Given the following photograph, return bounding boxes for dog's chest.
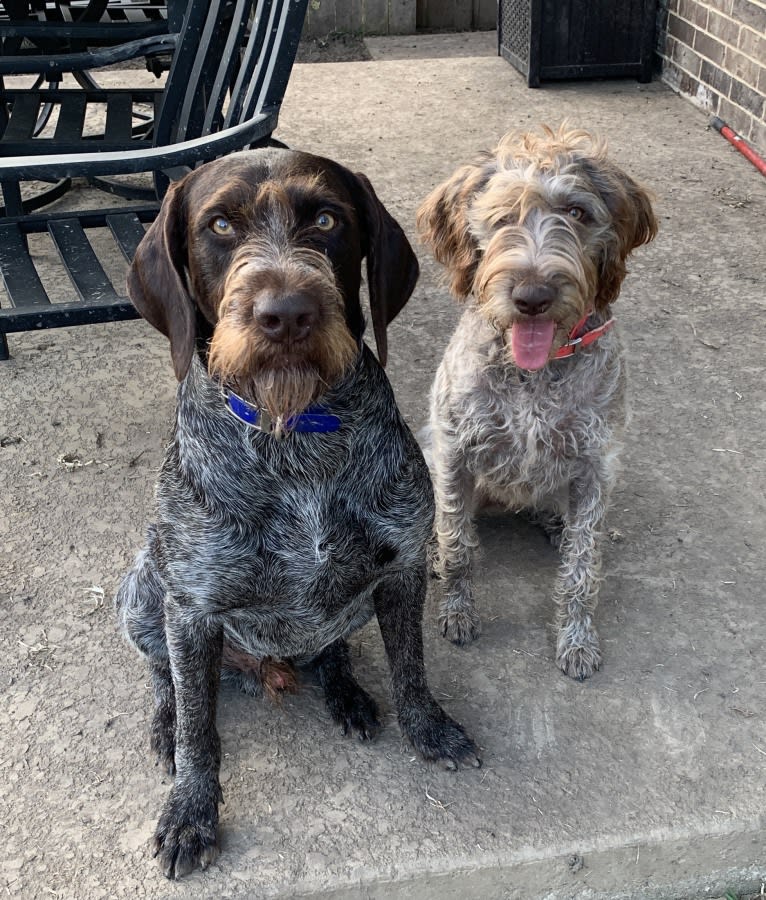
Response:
[462,359,624,492]
[158,426,432,656]
[247,478,418,599]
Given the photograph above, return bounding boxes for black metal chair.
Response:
[0,0,176,213]
[0,0,172,60]
[0,0,308,358]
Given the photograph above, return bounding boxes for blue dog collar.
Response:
[225,390,341,437]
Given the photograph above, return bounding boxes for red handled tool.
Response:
[710,116,766,177]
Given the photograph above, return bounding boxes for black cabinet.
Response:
[498,0,657,87]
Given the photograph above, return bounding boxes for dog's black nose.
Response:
[511,283,555,316]
[256,294,318,343]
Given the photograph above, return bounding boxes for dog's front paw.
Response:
[153,782,222,879]
[150,708,176,776]
[556,627,601,680]
[403,706,482,771]
[439,605,481,646]
[325,681,381,741]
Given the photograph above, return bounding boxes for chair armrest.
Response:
[0,110,280,180]
[0,33,177,75]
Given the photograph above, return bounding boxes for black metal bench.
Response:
[0,0,308,358]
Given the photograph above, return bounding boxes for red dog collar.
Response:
[553,313,615,359]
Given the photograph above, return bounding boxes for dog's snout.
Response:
[511,283,555,316]
[255,293,318,343]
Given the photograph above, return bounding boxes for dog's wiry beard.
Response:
[208,313,358,425]
[238,365,324,422]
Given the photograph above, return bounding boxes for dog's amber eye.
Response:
[210,216,233,236]
[315,211,336,232]
[567,207,585,221]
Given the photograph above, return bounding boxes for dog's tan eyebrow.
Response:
[279,173,355,218]
[195,177,262,221]
[292,188,355,220]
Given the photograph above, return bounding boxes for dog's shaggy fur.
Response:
[417,125,657,679]
[115,148,480,879]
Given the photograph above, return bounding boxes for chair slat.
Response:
[106,212,147,262]
[227,0,273,126]
[1,92,41,142]
[54,92,88,141]
[104,92,134,143]
[0,88,157,153]
[204,0,252,134]
[48,218,120,303]
[0,223,50,307]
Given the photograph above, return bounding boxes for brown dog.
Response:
[116,148,480,879]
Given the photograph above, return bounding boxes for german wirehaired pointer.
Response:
[115,148,480,879]
[417,126,657,680]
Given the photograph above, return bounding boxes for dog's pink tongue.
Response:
[510,319,556,371]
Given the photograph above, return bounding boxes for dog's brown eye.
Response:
[210,216,233,236]
[315,212,336,232]
[567,207,585,221]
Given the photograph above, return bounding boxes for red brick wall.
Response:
[657,0,766,154]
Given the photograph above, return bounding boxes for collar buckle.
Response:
[553,314,615,360]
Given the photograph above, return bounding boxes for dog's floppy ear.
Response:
[416,153,494,301]
[587,161,658,309]
[127,177,196,381]
[353,172,419,367]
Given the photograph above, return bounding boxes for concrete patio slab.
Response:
[1,36,765,900]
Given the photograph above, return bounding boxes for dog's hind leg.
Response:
[114,528,176,773]
[526,507,565,549]
[554,460,612,680]
[375,567,481,769]
[310,639,380,741]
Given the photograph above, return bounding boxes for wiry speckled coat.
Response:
[114,148,479,881]
[133,348,434,662]
[427,307,625,664]
[417,126,657,679]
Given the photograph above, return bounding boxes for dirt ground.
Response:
[296,31,371,63]
[2,33,766,900]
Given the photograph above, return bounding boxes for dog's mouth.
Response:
[479,272,584,372]
[507,318,557,371]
